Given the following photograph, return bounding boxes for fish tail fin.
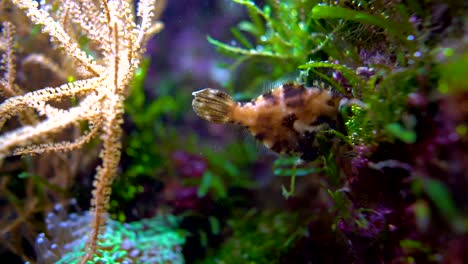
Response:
[192,88,236,124]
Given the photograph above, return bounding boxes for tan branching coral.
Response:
[0,0,165,261]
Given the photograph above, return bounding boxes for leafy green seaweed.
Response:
[310,5,413,41]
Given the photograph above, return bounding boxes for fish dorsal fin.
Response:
[260,71,302,94]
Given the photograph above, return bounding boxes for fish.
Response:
[192,82,355,161]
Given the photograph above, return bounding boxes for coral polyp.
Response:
[32,204,185,264]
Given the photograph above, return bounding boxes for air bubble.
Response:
[130,249,140,257]
[53,203,63,212]
[36,233,46,244]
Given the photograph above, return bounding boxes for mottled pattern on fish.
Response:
[192,82,348,161]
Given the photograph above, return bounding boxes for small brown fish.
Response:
[192,82,353,161]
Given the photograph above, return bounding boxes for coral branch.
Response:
[1,0,166,261]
